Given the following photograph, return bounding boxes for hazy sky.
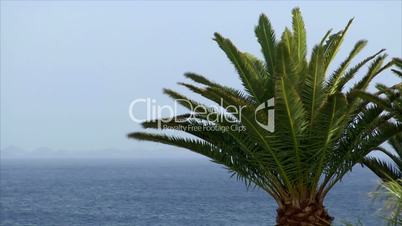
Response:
[1,1,401,156]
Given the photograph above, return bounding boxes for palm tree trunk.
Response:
[276,201,333,226]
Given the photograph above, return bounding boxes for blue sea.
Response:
[0,159,384,226]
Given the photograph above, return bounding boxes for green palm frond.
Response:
[363,156,401,181]
[213,33,267,103]
[291,8,307,63]
[322,19,353,73]
[254,13,276,77]
[355,61,402,183]
[326,40,367,95]
[335,49,386,94]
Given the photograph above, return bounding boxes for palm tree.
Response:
[129,8,402,225]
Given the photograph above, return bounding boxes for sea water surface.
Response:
[0,159,383,226]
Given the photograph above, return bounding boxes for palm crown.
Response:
[129,8,402,225]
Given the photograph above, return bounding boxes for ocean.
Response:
[0,159,383,226]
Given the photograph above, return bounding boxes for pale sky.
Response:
[1,1,401,157]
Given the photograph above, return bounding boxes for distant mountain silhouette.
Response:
[0,146,202,159]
